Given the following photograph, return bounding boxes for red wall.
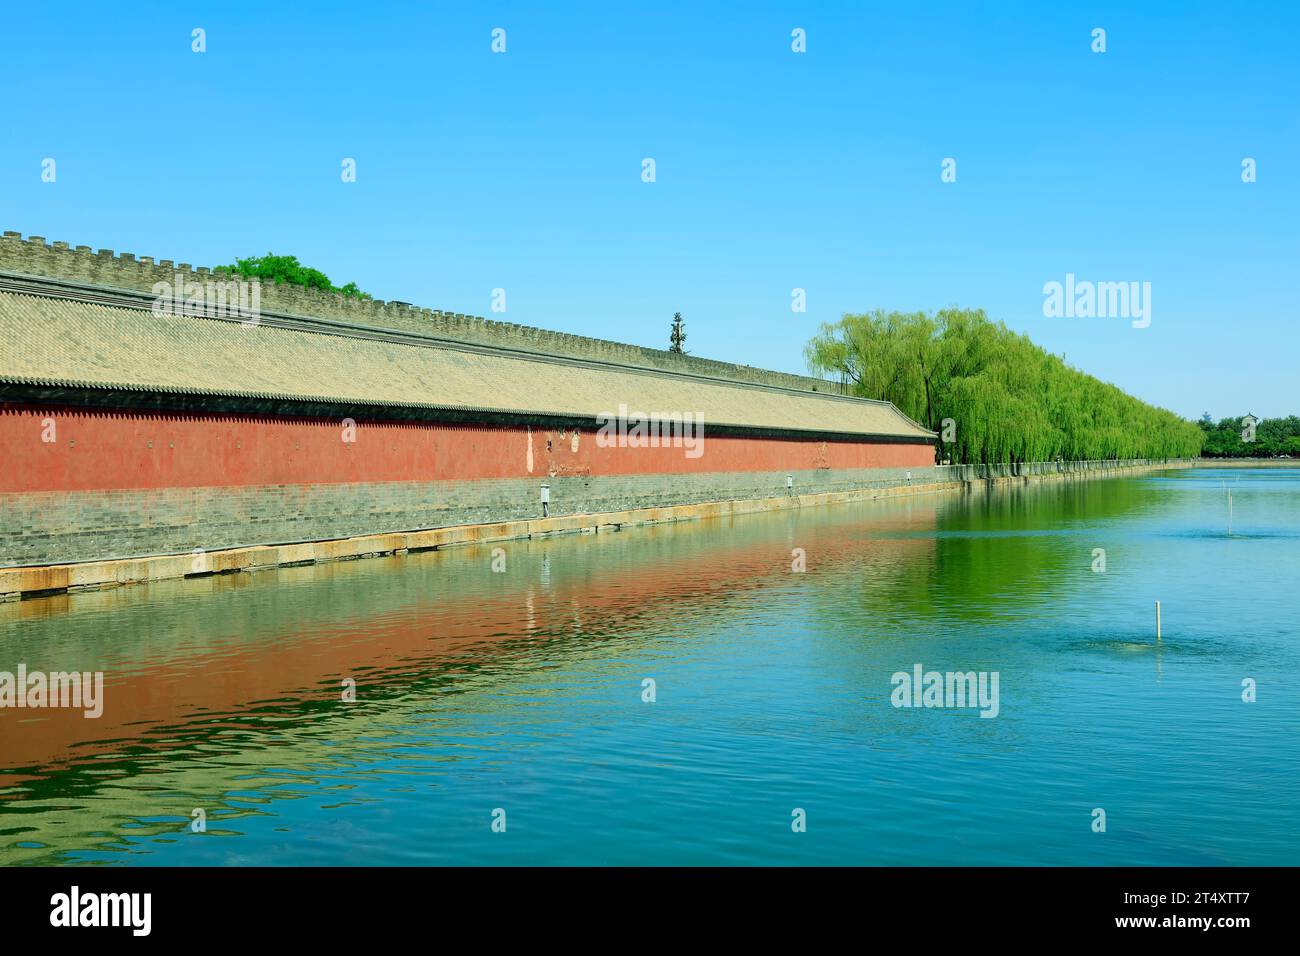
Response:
[0,403,934,493]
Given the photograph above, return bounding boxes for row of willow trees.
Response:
[804,308,1204,464]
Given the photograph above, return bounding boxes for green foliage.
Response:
[1198,414,1300,458]
[804,308,1204,464]
[219,254,372,300]
[669,312,687,354]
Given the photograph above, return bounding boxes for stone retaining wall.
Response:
[1,458,1195,600]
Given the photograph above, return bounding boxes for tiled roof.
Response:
[0,280,934,440]
[0,231,836,393]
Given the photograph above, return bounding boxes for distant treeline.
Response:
[805,308,1205,464]
[1199,415,1300,458]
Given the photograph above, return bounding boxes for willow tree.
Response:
[804,308,1203,464]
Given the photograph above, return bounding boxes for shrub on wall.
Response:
[219,254,371,300]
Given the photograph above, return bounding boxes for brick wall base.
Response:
[0,459,1192,597]
[1,464,936,567]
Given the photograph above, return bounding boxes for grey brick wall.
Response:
[0,459,1174,567]
[0,467,890,566]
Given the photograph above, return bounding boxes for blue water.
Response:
[1,467,1297,865]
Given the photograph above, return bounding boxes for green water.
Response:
[1,467,1297,865]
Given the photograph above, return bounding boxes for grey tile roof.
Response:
[0,232,840,393]
[0,283,934,440]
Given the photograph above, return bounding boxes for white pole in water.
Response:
[1228,489,1233,536]
[1155,600,1162,642]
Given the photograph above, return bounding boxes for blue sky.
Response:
[2,1,1295,418]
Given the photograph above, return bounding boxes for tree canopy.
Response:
[669,312,687,354]
[1199,414,1300,458]
[804,307,1204,464]
[219,254,371,300]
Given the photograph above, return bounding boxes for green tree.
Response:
[219,254,372,300]
[805,308,1204,464]
[669,312,687,354]
[1199,413,1300,458]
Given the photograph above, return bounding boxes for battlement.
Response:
[0,231,839,394]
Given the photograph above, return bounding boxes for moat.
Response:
[1,467,1297,865]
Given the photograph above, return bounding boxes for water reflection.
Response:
[2,469,1298,866]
